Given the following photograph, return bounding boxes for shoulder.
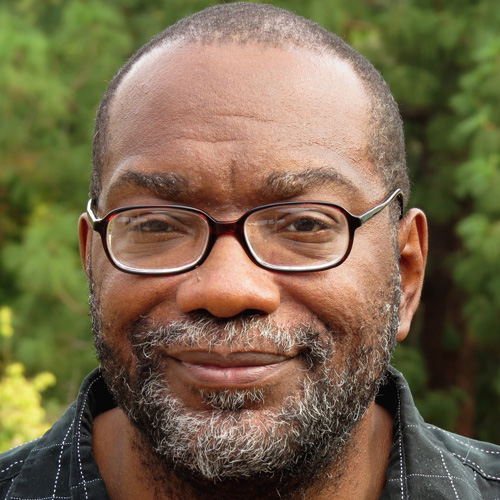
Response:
[0,440,36,496]
[0,369,114,499]
[380,367,500,499]
[426,424,500,487]
[0,401,78,497]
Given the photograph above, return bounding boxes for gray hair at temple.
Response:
[90,2,410,211]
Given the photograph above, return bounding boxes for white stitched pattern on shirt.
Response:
[439,449,460,499]
[5,477,15,500]
[0,461,24,475]
[31,443,71,453]
[419,431,481,497]
[11,496,70,500]
[69,478,103,489]
[389,472,481,487]
[426,426,500,455]
[51,422,74,500]
[3,437,42,453]
[395,381,406,500]
[453,453,500,481]
[76,374,103,500]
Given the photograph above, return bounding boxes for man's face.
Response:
[84,42,401,491]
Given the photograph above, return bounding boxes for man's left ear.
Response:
[397,208,428,342]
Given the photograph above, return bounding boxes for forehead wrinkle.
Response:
[108,171,190,201]
[261,167,360,200]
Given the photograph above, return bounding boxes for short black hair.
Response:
[91,2,409,209]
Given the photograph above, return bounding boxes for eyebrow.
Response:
[108,171,190,200]
[107,166,358,205]
[261,167,359,200]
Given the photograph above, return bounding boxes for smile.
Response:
[167,351,297,387]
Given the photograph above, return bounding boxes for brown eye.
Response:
[287,217,326,232]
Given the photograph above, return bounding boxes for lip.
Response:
[168,351,296,387]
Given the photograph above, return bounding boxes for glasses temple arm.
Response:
[358,188,403,225]
[86,199,98,227]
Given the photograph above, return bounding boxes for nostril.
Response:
[176,272,280,318]
[187,309,268,323]
[175,235,280,318]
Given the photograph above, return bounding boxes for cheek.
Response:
[282,273,361,331]
[91,245,182,340]
[278,248,396,333]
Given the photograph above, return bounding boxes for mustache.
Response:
[130,313,335,368]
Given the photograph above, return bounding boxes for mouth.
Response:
[167,350,298,388]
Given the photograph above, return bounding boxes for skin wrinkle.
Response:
[91,4,409,207]
[98,47,373,207]
[208,111,277,123]
[103,137,368,203]
[102,167,362,213]
[262,168,359,201]
[107,171,190,206]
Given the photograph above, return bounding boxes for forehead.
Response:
[103,41,382,210]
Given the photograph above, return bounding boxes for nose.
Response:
[176,235,281,318]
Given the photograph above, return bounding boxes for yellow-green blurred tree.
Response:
[0,306,56,451]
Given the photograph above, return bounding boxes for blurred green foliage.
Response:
[1,0,499,444]
[0,307,56,451]
[0,362,56,452]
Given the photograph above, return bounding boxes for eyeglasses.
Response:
[86,189,402,275]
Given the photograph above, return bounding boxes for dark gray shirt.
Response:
[1,367,499,499]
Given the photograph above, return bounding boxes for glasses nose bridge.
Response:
[212,219,238,236]
[211,217,247,241]
[207,218,248,252]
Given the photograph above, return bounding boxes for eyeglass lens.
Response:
[244,205,349,269]
[107,208,210,272]
[105,204,351,272]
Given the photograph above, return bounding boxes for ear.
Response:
[396,208,428,342]
[78,213,93,279]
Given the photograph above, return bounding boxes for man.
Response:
[1,3,499,499]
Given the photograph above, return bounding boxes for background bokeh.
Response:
[1,0,500,451]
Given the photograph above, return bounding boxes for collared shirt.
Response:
[1,367,499,499]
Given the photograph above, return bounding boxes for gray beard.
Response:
[91,279,400,498]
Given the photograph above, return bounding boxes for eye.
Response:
[129,215,182,233]
[271,208,347,244]
[110,210,198,246]
[285,217,329,232]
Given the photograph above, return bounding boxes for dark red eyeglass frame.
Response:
[86,188,403,275]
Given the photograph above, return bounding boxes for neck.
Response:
[92,402,393,500]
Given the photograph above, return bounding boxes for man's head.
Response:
[90,2,409,210]
[79,3,427,498]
